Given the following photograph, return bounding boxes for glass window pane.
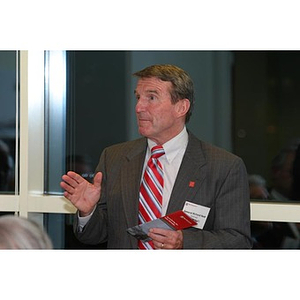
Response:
[0,51,18,194]
[251,220,300,249]
[44,51,67,194]
[233,51,300,203]
[44,51,128,193]
[65,51,128,182]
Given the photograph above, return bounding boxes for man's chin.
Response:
[138,127,151,137]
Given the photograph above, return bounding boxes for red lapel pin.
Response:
[189,181,195,188]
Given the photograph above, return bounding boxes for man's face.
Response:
[134,77,186,145]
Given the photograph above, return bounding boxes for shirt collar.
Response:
[147,127,188,163]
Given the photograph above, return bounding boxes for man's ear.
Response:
[175,98,190,118]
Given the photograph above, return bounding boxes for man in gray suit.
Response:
[60,64,252,249]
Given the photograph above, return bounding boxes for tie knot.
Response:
[151,145,165,159]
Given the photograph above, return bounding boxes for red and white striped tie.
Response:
[138,145,165,249]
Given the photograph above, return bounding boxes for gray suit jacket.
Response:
[74,132,252,249]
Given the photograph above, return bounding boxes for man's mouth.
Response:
[138,117,150,122]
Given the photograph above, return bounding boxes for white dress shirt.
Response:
[78,127,188,229]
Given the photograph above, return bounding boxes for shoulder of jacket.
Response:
[188,131,242,162]
[103,138,147,157]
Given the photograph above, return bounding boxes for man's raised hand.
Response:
[60,171,103,216]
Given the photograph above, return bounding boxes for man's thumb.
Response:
[93,172,103,188]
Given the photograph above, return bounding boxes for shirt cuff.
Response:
[77,206,96,232]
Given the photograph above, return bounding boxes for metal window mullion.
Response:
[15,51,20,196]
[19,51,29,217]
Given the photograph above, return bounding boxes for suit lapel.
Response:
[167,133,207,213]
[120,139,147,229]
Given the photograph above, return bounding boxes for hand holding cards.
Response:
[127,210,197,242]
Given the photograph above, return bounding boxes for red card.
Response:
[161,210,197,230]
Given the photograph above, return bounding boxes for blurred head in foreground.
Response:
[0,215,53,249]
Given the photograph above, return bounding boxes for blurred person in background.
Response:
[248,174,269,200]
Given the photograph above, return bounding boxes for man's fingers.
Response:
[63,191,71,199]
[60,181,74,195]
[61,172,85,189]
[66,171,85,184]
[149,228,183,249]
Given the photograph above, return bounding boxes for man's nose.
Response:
[135,97,145,112]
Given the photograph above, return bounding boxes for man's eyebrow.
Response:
[134,89,159,95]
[146,89,159,94]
